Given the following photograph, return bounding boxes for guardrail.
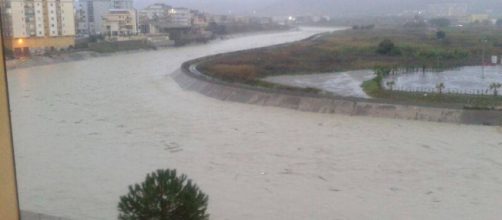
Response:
[385,86,501,97]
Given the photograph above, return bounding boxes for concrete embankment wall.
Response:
[173,56,502,126]
[21,211,70,220]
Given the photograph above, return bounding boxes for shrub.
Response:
[436,31,446,40]
[376,39,401,56]
[118,169,209,220]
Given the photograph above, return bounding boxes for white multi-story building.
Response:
[2,0,76,56]
[168,8,192,27]
[77,0,112,36]
[111,0,133,9]
[427,3,468,18]
[102,9,138,36]
[77,0,134,36]
[140,3,171,19]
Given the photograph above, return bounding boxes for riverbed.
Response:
[7,27,502,220]
[263,70,374,98]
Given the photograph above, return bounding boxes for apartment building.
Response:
[140,3,172,20]
[77,0,111,36]
[168,8,192,27]
[427,3,468,18]
[2,0,76,56]
[111,0,133,10]
[102,9,137,37]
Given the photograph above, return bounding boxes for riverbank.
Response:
[196,26,502,109]
[21,211,69,220]
[6,28,296,70]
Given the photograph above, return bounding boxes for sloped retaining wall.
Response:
[21,211,70,220]
[173,56,502,126]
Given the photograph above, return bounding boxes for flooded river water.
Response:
[7,27,502,220]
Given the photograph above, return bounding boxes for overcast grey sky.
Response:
[134,0,501,16]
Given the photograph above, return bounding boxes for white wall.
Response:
[10,1,27,37]
[61,1,76,36]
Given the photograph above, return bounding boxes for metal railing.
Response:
[385,86,501,97]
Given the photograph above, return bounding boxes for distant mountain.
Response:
[258,0,502,16]
[134,0,280,15]
[134,0,502,16]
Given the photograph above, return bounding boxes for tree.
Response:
[429,18,451,28]
[489,83,502,96]
[373,66,391,77]
[436,82,445,94]
[118,169,209,220]
[436,31,446,40]
[376,39,400,56]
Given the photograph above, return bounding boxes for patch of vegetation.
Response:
[376,39,401,55]
[436,31,446,40]
[198,26,502,107]
[88,41,154,53]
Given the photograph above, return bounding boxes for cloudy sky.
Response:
[134,0,500,16]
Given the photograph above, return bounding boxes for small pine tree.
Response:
[118,169,209,220]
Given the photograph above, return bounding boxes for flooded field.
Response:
[7,27,502,220]
[383,66,502,94]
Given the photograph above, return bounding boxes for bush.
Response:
[376,39,401,56]
[118,169,209,220]
[436,31,446,40]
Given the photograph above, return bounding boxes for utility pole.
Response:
[0,10,21,220]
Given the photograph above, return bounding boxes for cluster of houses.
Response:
[400,3,501,26]
[0,0,289,57]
